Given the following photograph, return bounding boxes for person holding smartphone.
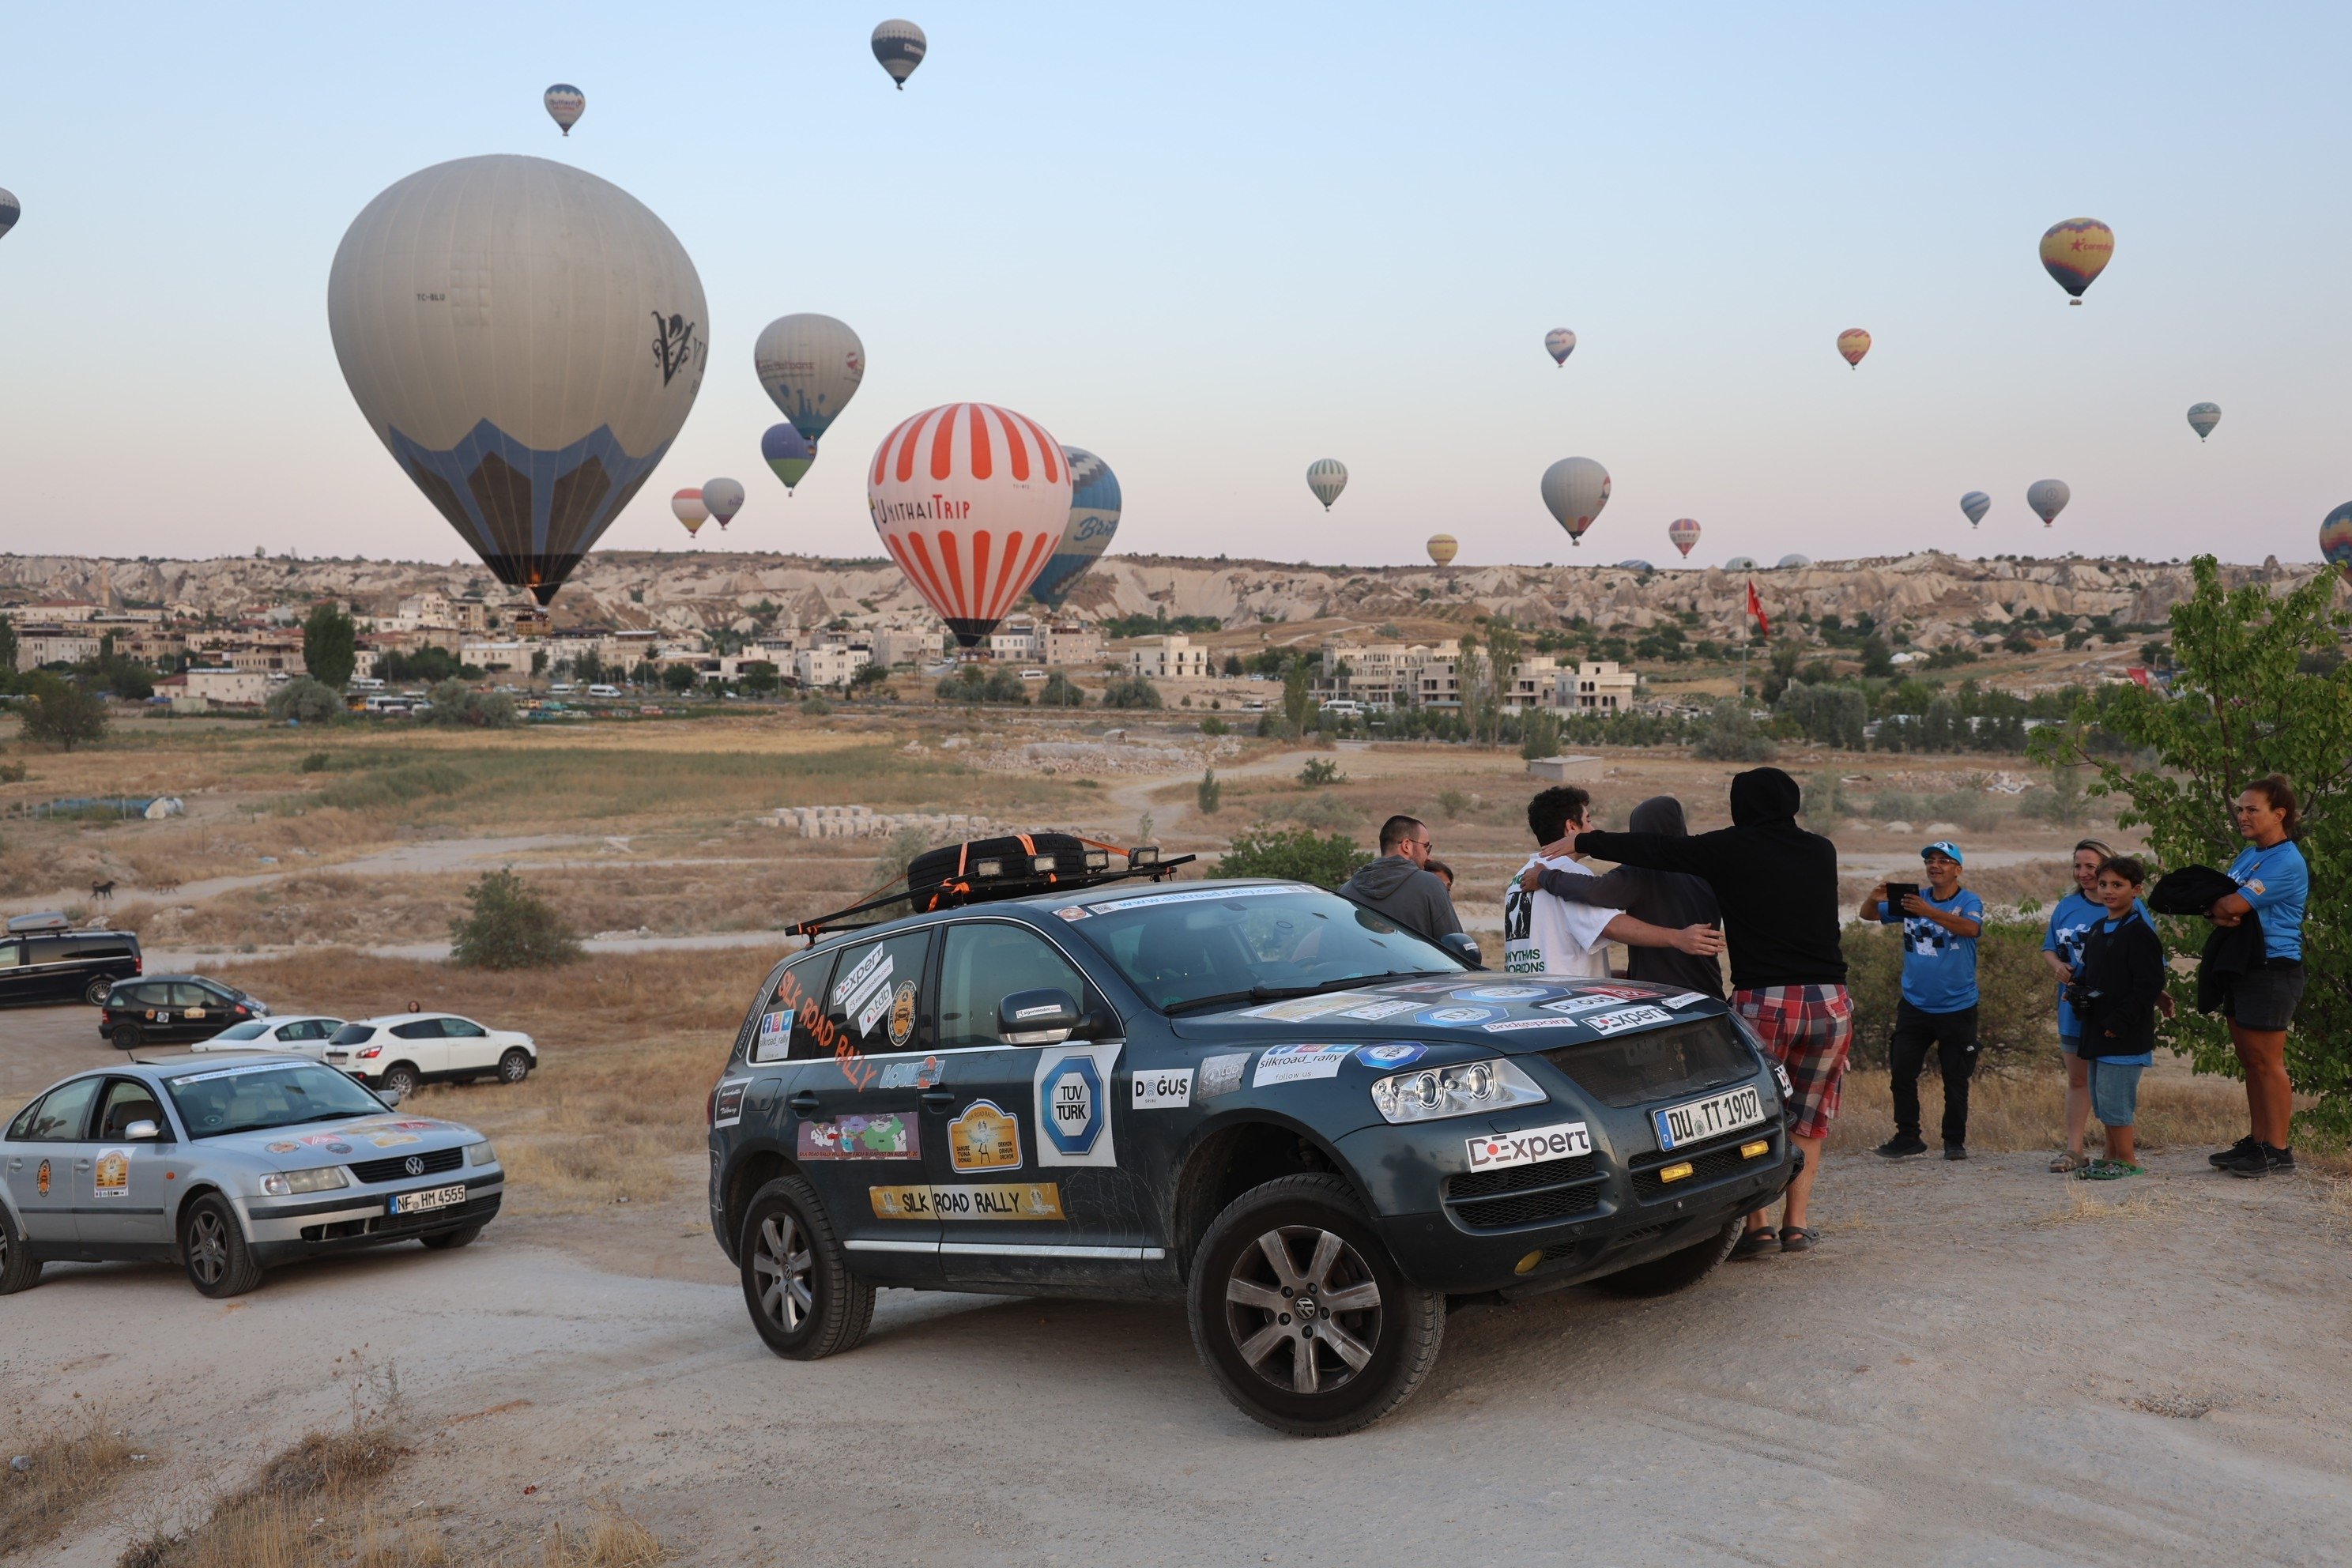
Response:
[1863,842,1985,1160]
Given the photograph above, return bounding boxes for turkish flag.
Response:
[1746,581,1770,639]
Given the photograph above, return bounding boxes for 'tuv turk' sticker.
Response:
[869,1183,1064,1221]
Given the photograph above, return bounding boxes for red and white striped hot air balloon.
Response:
[869,402,1073,648]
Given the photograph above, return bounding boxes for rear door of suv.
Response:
[386,1018,455,1079]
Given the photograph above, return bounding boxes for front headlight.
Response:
[1370,1059,1547,1124]
[261,1167,351,1197]
[466,1140,497,1167]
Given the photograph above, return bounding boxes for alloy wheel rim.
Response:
[1223,1223,1384,1396]
[190,1211,227,1283]
[752,1212,816,1332]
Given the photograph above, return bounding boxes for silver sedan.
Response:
[0,1054,503,1298]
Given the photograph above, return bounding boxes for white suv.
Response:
[323,1013,537,1097]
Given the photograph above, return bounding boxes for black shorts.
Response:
[2224,961,2304,1031]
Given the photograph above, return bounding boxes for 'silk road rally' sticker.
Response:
[869,1183,1065,1221]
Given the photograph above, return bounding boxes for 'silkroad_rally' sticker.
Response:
[869,1182,1064,1220]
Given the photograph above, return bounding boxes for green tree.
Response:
[1859,633,1894,678]
[2038,556,2352,1136]
[1691,698,1776,762]
[266,675,345,726]
[1197,767,1223,815]
[420,678,518,728]
[662,663,699,694]
[449,868,583,970]
[301,602,359,690]
[1518,709,1562,761]
[1775,680,1868,748]
[1038,672,1086,707]
[20,675,108,751]
[1102,674,1163,710]
[1213,824,1369,888]
[1280,659,1314,734]
[0,612,17,677]
[740,660,782,696]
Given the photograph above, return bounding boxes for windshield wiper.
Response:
[1162,971,1445,1016]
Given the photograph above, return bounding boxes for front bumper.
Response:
[241,1172,503,1265]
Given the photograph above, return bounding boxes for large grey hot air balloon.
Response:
[873,20,927,89]
[754,314,865,481]
[2026,478,2071,528]
[2187,402,2221,441]
[0,188,18,241]
[327,155,707,605]
[1960,491,1991,529]
[1306,459,1348,511]
[1540,457,1610,546]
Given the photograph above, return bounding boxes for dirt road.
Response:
[8,1140,2348,1566]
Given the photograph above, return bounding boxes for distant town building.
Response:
[1555,660,1636,713]
[13,627,104,670]
[180,666,275,707]
[1125,634,1209,680]
[869,627,944,667]
[1040,621,1103,668]
[795,645,873,688]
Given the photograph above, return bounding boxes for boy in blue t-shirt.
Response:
[2043,842,2155,1170]
[1862,842,1986,1159]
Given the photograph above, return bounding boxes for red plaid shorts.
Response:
[1734,984,1854,1141]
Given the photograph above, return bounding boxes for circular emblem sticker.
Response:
[1456,985,1551,1002]
[1419,1005,1499,1026]
[1355,1042,1428,1069]
[887,982,918,1047]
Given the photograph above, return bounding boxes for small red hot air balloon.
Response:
[1836,328,1871,368]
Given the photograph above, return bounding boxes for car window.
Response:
[94,1079,165,1140]
[390,1019,443,1039]
[440,1018,485,1038]
[0,943,21,969]
[169,983,215,1008]
[13,1077,102,1142]
[821,929,933,1056]
[755,951,837,1065]
[935,922,1086,1051]
[1065,885,1461,1012]
[285,1019,340,1042]
[133,983,172,1008]
[330,1023,376,1046]
[213,1021,272,1041]
[162,1061,387,1138]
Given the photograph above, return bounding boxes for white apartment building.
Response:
[13,627,104,670]
[986,619,1043,662]
[1125,634,1209,680]
[1314,639,1460,707]
[1554,660,1638,713]
[870,627,944,667]
[795,645,873,689]
[182,666,275,707]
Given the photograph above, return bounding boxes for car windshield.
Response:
[1062,884,1464,1012]
[162,1061,386,1138]
[211,1021,271,1041]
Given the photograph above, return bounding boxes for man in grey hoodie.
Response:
[1338,814,1464,942]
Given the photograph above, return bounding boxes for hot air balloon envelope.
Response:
[1836,329,1871,368]
[1028,447,1122,610]
[1777,553,1811,569]
[2040,219,2114,303]
[2187,402,2221,441]
[1960,491,1991,528]
[703,477,744,530]
[755,314,865,449]
[761,422,814,492]
[327,155,707,605]
[544,85,585,135]
[673,488,707,537]
[1544,329,1575,366]
[2027,479,2071,527]
[0,188,19,241]
[1306,459,1348,511]
[1427,533,1459,566]
[1668,518,1701,558]
[2322,503,2352,586]
[1540,458,1610,546]
[869,403,1072,647]
[873,20,927,88]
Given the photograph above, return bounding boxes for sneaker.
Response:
[2226,1143,2294,1179]
[1873,1135,1929,1159]
[1943,1144,1968,1161]
[2209,1135,2258,1168]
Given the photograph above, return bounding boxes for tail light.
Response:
[357,1046,382,1059]
[707,1084,718,1128]
[134,956,144,974]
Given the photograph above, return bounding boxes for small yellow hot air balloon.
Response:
[1426,533,1458,566]
[1836,328,1871,368]
[2040,218,2114,304]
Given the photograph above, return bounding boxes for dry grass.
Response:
[0,1407,141,1558]
[209,951,748,1216]
[1827,1057,2253,1157]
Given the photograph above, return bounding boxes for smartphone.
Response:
[1883,882,1919,921]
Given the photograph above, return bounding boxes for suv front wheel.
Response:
[1187,1174,1445,1437]
[740,1176,874,1360]
[84,976,113,1007]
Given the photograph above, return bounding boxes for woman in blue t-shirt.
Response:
[2042,839,2117,1172]
[2207,775,2309,1178]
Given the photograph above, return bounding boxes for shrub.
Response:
[299,751,330,773]
[420,679,518,728]
[1517,710,1562,761]
[1298,756,1345,786]
[936,665,1030,705]
[799,696,833,716]
[662,663,699,694]
[1801,771,1851,833]
[1436,788,1470,820]
[19,676,107,751]
[1039,673,1086,707]
[1214,824,1369,889]
[448,868,582,970]
[266,676,345,726]
[1264,792,1355,831]
[1199,715,1228,737]
[1775,680,1868,749]
[1197,768,1223,815]
[1101,674,1163,710]
[1691,699,1775,762]
[1844,919,2056,1071]
[301,602,359,690]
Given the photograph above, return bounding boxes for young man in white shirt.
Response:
[1503,786,1723,976]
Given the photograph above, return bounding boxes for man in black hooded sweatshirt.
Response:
[1563,767,1851,1260]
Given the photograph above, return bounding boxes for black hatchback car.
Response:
[707,871,1796,1435]
[100,975,270,1049]
[0,918,143,1008]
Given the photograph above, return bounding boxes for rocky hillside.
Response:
[0,549,2326,650]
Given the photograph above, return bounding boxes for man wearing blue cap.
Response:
[1862,842,1985,1159]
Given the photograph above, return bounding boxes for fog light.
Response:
[1658,1161,1694,1184]
[1740,1140,1770,1160]
[1514,1250,1542,1276]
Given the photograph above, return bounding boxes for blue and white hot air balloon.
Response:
[544,85,585,136]
[326,155,707,605]
[1960,491,1991,529]
[1306,459,1348,511]
[1029,447,1122,609]
[2187,402,2222,442]
[0,188,19,241]
[872,20,927,89]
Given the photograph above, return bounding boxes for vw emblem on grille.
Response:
[403,1155,425,1177]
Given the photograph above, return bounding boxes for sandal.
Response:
[2049,1152,2084,1174]
[1778,1226,1820,1253]
[2078,1161,2144,1181]
[1729,1227,1779,1261]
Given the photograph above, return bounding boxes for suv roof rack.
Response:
[788,836,1195,940]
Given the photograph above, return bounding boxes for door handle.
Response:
[786,1091,823,1116]
[919,1088,956,1112]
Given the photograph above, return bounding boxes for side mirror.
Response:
[124,1119,160,1141]
[1441,931,1486,970]
[998,989,1080,1045]
[378,1086,404,1108]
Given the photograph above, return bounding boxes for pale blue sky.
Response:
[2,2,2346,572]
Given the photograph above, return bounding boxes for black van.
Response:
[0,916,144,1008]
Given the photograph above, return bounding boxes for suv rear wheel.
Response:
[379,1063,420,1099]
[1187,1174,1444,1437]
[84,975,112,1007]
[1590,1216,1743,1298]
[740,1176,873,1360]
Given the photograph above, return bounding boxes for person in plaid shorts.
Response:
[1568,767,1851,1257]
